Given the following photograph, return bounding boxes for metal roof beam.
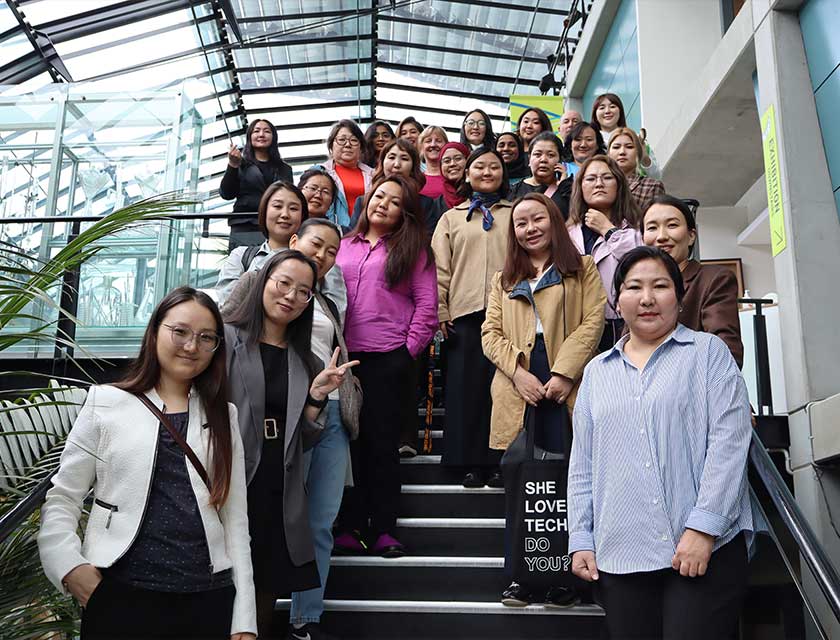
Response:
[378,38,545,64]
[380,14,575,43]
[378,62,540,87]
[241,80,373,95]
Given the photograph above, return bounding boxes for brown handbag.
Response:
[134,393,212,491]
[314,291,362,440]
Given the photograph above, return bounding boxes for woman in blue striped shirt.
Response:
[568,246,755,639]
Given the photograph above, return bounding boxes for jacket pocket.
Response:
[93,498,119,529]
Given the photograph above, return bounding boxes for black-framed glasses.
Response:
[465,119,487,128]
[301,184,333,197]
[334,137,360,147]
[162,323,222,353]
[268,276,314,304]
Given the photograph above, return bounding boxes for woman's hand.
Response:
[62,564,102,607]
[439,321,454,340]
[309,347,360,401]
[228,143,243,168]
[571,551,599,582]
[554,162,567,182]
[544,374,574,404]
[584,208,613,236]
[512,365,545,407]
[231,634,256,640]
[672,529,714,577]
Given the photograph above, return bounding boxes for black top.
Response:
[107,412,232,592]
[219,160,294,225]
[348,193,443,236]
[582,224,599,255]
[509,179,570,221]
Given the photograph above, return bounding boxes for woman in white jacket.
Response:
[38,287,256,640]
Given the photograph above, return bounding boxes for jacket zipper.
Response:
[94,498,119,529]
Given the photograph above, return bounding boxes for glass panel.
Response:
[238,14,372,41]
[238,63,371,90]
[16,0,131,25]
[0,32,36,68]
[234,40,372,69]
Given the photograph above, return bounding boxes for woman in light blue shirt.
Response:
[568,246,755,639]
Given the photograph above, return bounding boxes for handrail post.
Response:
[52,218,82,376]
[739,297,775,416]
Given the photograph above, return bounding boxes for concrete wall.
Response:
[582,0,641,130]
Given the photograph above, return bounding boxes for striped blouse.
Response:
[568,324,755,574]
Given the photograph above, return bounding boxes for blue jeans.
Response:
[290,400,350,624]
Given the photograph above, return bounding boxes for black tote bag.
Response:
[501,405,578,591]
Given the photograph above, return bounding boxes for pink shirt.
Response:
[420,173,445,199]
[337,234,439,358]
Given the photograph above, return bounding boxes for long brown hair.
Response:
[502,193,582,290]
[568,155,641,228]
[114,287,232,508]
[371,138,427,190]
[349,175,434,288]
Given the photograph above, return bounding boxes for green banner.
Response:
[761,104,787,257]
[509,95,566,133]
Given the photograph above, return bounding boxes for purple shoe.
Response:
[333,530,367,555]
[373,533,406,558]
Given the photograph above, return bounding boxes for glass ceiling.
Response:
[0,0,582,211]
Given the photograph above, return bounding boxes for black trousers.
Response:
[81,575,235,639]
[344,346,415,536]
[442,311,500,468]
[596,533,748,640]
[228,222,264,251]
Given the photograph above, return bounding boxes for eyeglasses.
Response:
[269,276,314,304]
[334,137,360,147]
[441,155,464,166]
[582,174,617,186]
[163,323,221,353]
[302,184,333,197]
[465,119,486,128]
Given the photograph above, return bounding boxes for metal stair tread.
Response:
[331,556,503,568]
[401,484,504,495]
[400,455,441,464]
[275,599,604,616]
[397,517,504,528]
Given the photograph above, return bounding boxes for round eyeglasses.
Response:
[269,276,314,304]
[163,324,221,353]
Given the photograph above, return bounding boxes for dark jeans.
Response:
[81,575,235,639]
[344,346,415,536]
[596,532,748,640]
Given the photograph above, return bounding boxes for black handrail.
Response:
[0,469,57,543]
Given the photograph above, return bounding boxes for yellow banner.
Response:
[509,95,566,134]
[761,104,787,257]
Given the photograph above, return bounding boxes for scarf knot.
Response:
[466,192,502,231]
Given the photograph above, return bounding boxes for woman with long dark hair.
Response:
[362,120,395,167]
[460,108,496,150]
[39,287,255,640]
[515,107,553,154]
[591,93,660,178]
[431,148,512,488]
[223,250,357,638]
[332,175,438,557]
[221,119,294,250]
[570,246,755,639]
[397,116,424,149]
[608,127,665,213]
[483,193,605,607]
[496,132,531,186]
[567,155,642,352]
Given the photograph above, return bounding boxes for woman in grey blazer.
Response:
[223,250,358,638]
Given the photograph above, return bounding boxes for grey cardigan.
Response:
[223,323,325,566]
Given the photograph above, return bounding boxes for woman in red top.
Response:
[418,126,449,199]
[322,119,374,222]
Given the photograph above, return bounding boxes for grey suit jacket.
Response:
[224,323,325,566]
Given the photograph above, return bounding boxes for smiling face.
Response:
[518,110,544,144]
[289,226,340,280]
[382,146,413,178]
[559,110,582,139]
[156,300,217,385]
[608,133,638,176]
[617,258,680,342]
[331,126,361,167]
[262,258,315,329]
[441,148,466,182]
[366,180,404,232]
[513,199,552,258]
[580,160,618,211]
[264,187,304,245]
[467,152,504,194]
[399,123,421,147]
[595,98,621,132]
[300,174,334,218]
[528,139,561,184]
[422,132,446,163]
[571,126,598,165]
[373,125,394,152]
[250,120,273,150]
[463,111,487,145]
[643,204,696,267]
[496,136,519,163]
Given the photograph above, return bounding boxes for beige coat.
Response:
[431,200,513,322]
[481,258,606,450]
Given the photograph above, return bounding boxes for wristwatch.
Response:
[604,227,619,241]
[306,392,328,409]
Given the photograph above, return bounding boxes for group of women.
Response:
[38,92,755,640]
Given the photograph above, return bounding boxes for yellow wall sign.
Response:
[508,95,566,133]
[761,104,787,256]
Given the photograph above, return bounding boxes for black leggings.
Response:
[81,575,236,639]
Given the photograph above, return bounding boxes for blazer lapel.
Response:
[233,332,266,445]
[285,346,308,456]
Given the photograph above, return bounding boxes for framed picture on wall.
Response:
[700,258,745,297]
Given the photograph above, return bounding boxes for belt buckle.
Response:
[264,418,279,440]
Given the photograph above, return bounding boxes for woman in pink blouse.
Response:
[334,175,438,557]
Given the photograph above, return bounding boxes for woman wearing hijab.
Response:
[437,141,469,213]
[496,132,531,187]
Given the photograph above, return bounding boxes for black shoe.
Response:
[462,468,484,488]
[501,581,532,607]
[486,468,504,488]
[544,585,581,608]
[288,623,338,640]
[399,444,418,458]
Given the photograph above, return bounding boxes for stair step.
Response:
[402,484,503,494]
[277,598,603,616]
[331,555,503,568]
[400,455,463,484]
[400,484,504,517]
[397,517,504,528]
[393,517,505,556]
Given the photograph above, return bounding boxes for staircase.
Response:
[276,354,606,640]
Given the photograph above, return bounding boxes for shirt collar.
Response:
[604,323,694,361]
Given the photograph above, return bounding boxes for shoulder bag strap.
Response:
[314,290,349,363]
[134,393,211,491]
